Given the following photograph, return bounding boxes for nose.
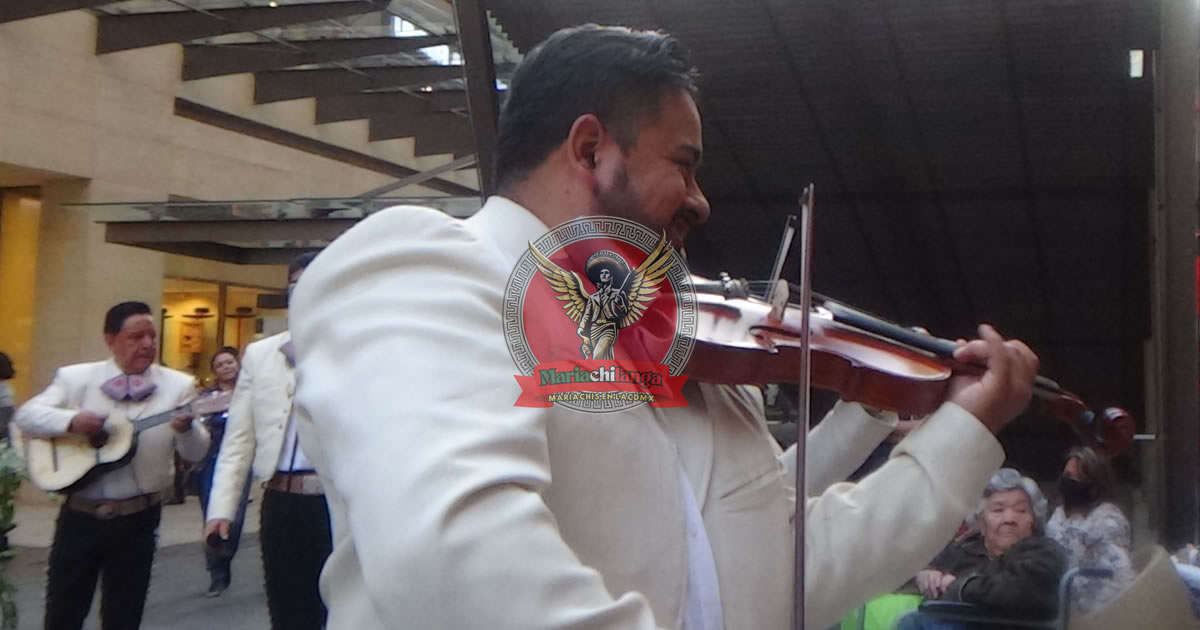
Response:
[685,179,711,226]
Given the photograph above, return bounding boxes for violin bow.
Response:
[764,187,815,630]
[793,184,815,630]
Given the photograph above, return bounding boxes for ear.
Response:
[565,114,608,178]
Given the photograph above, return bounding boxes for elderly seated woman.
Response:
[893,467,1069,629]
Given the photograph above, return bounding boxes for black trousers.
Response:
[260,489,332,630]
[45,503,161,630]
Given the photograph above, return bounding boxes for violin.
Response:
[694,185,1137,630]
[684,272,1137,457]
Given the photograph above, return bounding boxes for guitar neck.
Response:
[125,388,230,434]
[131,403,190,434]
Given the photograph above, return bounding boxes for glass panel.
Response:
[69,196,484,223]
[97,0,357,14]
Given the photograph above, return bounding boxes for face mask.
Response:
[1058,476,1094,508]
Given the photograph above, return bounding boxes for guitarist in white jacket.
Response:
[16,301,209,630]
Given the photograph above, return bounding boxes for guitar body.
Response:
[25,413,138,494]
[21,391,228,494]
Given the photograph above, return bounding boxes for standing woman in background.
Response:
[0,353,15,441]
[1046,446,1137,614]
[193,346,251,597]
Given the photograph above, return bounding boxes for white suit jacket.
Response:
[15,359,209,501]
[289,196,1005,630]
[206,331,294,521]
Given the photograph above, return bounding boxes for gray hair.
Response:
[967,467,1049,535]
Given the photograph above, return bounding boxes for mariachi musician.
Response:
[16,301,209,630]
[283,24,1040,630]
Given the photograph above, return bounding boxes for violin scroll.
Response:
[1041,396,1136,457]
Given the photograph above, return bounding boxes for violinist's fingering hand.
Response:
[944,324,1039,434]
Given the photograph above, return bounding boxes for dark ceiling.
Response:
[484,0,1159,468]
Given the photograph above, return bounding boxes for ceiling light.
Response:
[268,1,279,7]
[1129,49,1144,78]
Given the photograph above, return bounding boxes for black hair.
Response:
[289,252,318,278]
[104,302,152,336]
[495,24,700,190]
[0,352,13,380]
[1065,446,1116,504]
[210,346,240,369]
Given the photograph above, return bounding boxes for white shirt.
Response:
[678,464,723,630]
[277,411,314,473]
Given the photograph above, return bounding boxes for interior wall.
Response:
[0,192,42,402]
[0,11,473,200]
[32,180,167,396]
[0,11,475,397]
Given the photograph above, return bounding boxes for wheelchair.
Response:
[846,546,1197,630]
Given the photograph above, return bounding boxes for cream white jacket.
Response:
[289,196,1005,630]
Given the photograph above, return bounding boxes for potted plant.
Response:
[0,441,26,629]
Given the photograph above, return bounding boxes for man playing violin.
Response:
[16,301,209,630]
[286,24,1039,630]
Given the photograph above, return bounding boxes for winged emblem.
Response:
[528,233,676,359]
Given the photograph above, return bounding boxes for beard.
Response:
[594,164,687,252]
[594,165,658,230]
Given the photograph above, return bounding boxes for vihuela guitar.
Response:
[24,390,232,494]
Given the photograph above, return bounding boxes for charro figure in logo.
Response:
[577,255,629,359]
[529,233,675,360]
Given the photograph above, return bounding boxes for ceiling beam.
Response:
[368,111,468,142]
[357,154,477,198]
[96,1,384,54]
[415,124,476,158]
[183,35,456,80]
[315,90,466,124]
[118,241,247,265]
[0,0,110,23]
[255,65,465,103]
[451,0,501,196]
[112,240,323,265]
[240,247,327,265]
[407,89,475,110]
[175,97,478,196]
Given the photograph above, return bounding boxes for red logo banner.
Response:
[514,360,689,408]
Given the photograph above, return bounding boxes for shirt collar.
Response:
[466,195,551,266]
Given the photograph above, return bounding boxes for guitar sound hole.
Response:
[88,431,110,449]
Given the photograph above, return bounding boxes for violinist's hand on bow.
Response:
[944,324,1039,434]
